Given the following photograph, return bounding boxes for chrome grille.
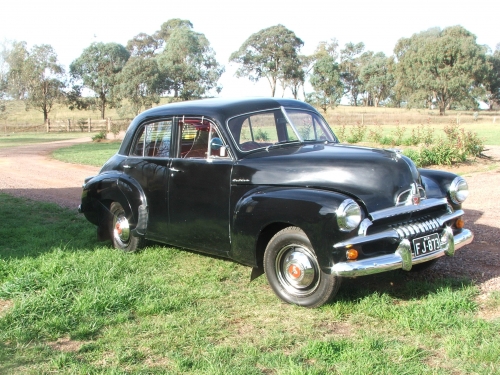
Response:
[390,216,441,240]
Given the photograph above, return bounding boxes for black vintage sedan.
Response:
[79,98,474,307]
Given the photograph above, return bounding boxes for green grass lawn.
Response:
[0,193,499,374]
[51,141,121,167]
[0,132,98,148]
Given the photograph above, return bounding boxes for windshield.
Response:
[228,107,337,152]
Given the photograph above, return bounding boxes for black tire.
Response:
[409,258,439,272]
[109,202,145,252]
[263,227,341,308]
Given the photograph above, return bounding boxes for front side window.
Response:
[228,108,336,152]
[130,120,172,157]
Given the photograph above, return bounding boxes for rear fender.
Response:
[81,171,148,235]
[231,187,353,270]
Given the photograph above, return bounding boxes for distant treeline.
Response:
[1,19,499,124]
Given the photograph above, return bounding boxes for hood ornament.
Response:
[395,183,425,206]
[410,183,420,205]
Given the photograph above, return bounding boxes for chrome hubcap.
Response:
[275,245,320,296]
[114,215,130,245]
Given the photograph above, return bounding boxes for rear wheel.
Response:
[263,227,341,308]
[109,202,145,252]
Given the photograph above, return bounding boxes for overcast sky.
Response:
[2,0,499,98]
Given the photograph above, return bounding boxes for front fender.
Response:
[419,169,462,209]
[80,171,148,234]
[231,186,355,270]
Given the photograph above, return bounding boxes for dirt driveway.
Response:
[0,138,499,295]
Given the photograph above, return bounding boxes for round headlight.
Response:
[337,199,362,232]
[449,177,469,204]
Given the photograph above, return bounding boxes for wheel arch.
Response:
[81,172,149,237]
[231,187,351,271]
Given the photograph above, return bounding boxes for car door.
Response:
[167,117,233,254]
[124,119,173,240]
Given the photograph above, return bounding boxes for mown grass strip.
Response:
[0,193,498,374]
[51,141,121,166]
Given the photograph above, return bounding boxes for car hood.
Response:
[232,143,421,213]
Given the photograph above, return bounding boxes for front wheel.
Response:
[109,202,145,252]
[263,227,341,308]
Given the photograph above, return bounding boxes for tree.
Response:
[126,19,223,101]
[126,32,161,58]
[70,42,130,119]
[340,42,365,106]
[482,50,500,110]
[156,27,224,100]
[3,42,65,122]
[24,45,66,122]
[359,52,394,107]
[4,41,29,100]
[126,19,193,58]
[394,26,487,115]
[307,41,344,112]
[117,57,164,115]
[279,54,308,99]
[230,24,304,97]
[0,42,9,114]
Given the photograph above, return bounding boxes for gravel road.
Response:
[0,138,498,296]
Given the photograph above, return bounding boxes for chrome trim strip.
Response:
[437,209,464,227]
[370,198,448,221]
[329,229,473,277]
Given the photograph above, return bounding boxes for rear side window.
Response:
[179,117,229,159]
[130,120,173,157]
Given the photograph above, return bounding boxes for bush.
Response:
[346,124,366,143]
[92,130,107,142]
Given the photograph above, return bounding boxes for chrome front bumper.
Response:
[329,228,473,277]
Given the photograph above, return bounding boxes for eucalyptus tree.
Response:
[4,41,29,100]
[125,19,223,101]
[230,24,304,97]
[70,42,130,119]
[394,26,487,115]
[359,52,394,107]
[280,54,309,99]
[307,40,344,112]
[23,44,66,122]
[0,43,8,113]
[126,19,193,57]
[156,26,224,99]
[340,42,365,106]
[482,49,500,110]
[3,41,66,122]
[116,57,164,115]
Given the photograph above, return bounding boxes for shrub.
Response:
[92,130,107,142]
[346,124,366,143]
[254,129,269,141]
[367,125,383,144]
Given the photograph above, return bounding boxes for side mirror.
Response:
[210,137,224,150]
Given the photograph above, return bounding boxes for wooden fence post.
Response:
[88,118,91,132]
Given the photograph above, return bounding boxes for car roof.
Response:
[132,97,316,124]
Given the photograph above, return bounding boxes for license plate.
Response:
[412,233,441,257]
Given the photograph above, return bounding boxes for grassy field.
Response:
[0,193,499,374]
[51,141,122,167]
[0,132,100,148]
